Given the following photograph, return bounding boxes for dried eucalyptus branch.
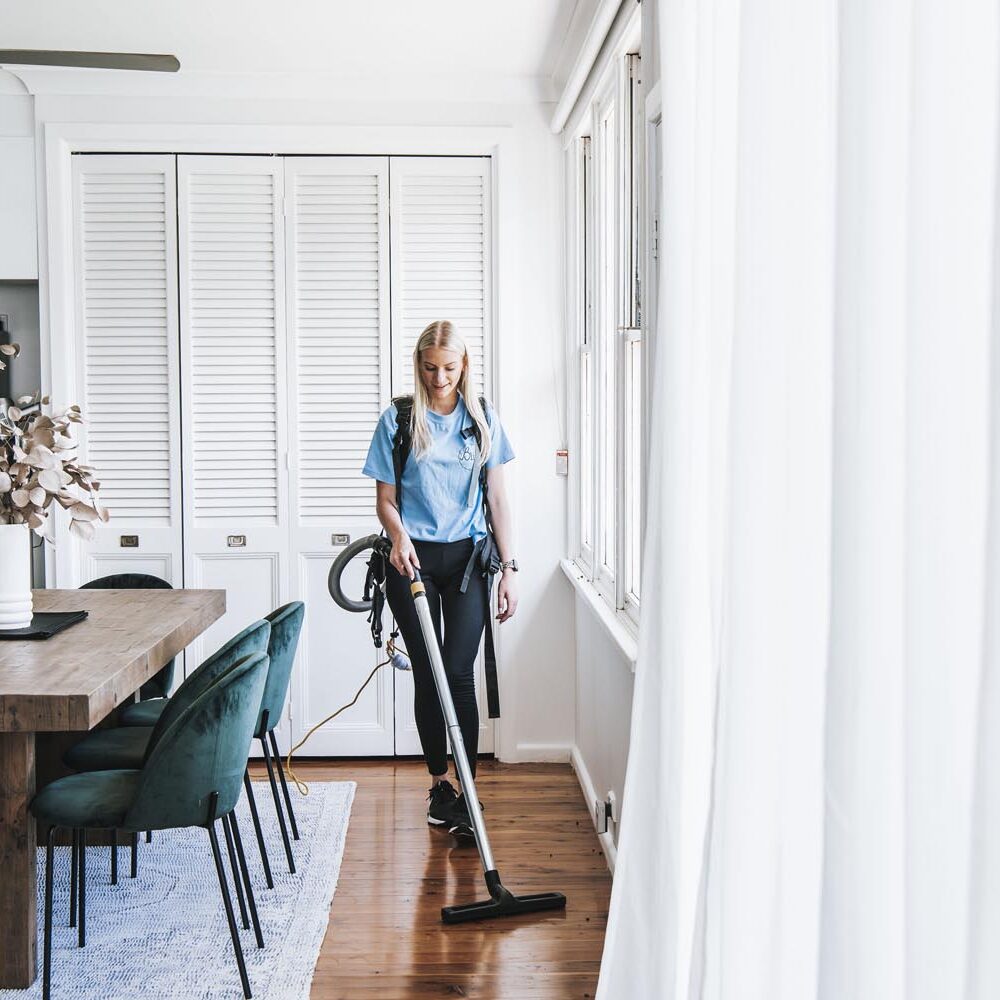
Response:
[0,342,109,540]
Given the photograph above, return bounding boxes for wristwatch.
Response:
[500,558,519,572]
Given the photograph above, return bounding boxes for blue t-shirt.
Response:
[362,395,515,543]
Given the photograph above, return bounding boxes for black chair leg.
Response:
[43,826,56,1000]
[78,827,87,948]
[222,815,250,930]
[243,769,274,889]
[268,730,299,841]
[229,812,264,948]
[260,735,295,874]
[268,729,299,840]
[69,828,78,927]
[208,822,252,999]
[131,831,138,878]
[111,829,118,885]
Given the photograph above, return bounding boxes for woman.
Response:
[362,320,518,834]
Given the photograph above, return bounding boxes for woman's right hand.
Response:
[390,532,421,580]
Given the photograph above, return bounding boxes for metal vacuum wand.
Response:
[408,568,567,924]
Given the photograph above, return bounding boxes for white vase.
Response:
[0,523,33,630]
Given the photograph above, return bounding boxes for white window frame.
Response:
[593,74,619,606]
[619,52,644,626]
[566,27,647,635]
[571,135,596,575]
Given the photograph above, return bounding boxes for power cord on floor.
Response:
[285,630,410,796]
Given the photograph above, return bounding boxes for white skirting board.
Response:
[570,746,618,873]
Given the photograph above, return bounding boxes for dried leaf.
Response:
[0,471,10,492]
[38,468,62,492]
[28,486,45,507]
[6,406,21,421]
[0,343,19,357]
[69,518,95,541]
[10,488,29,507]
[70,503,99,523]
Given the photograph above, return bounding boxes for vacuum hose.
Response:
[287,533,408,795]
[327,533,389,612]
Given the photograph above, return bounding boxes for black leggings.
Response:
[385,536,487,779]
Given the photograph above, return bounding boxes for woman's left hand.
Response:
[496,571,518,623]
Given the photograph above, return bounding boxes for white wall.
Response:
[573,597,634,863]
[1,70,575,759]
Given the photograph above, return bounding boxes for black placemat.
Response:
[0,610,89,640]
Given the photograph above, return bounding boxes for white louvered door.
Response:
[71,154,183,586]
[284,157,394,755]
[177,156,289,703]
[70,152,496,759]
[388,156,495,755]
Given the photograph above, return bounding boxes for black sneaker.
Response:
[427,779,459,826]
[447,793,483,838]
[448,821,477,844]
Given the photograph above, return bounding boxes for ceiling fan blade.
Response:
[0,50,180,72]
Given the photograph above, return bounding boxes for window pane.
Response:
[626,337,642,601]
[598,100,617,578]
[581,349,593,553]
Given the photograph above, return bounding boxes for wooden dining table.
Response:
[0,587,225,989]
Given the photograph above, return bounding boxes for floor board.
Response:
[264,759,610,999]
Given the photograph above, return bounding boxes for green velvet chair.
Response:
[90,603,305,888]
[62,618,271,883]
[32,650,270,1000]
[245,601,305,882]
[80,574,176,703]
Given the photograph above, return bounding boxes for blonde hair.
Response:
[408,320,491,462]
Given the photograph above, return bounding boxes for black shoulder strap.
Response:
[475,396,491,526]
[391,395,413,512]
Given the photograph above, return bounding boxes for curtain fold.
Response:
[597,1,1000,997]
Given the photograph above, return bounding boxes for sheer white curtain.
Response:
[597,1,1000,998]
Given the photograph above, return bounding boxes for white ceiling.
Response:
[1,0,582,102]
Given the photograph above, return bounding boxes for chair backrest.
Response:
[81,573,175,698]
[144,618,271,762]
[256,601,305,736]
[124,651,269,831]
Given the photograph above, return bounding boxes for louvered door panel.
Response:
[71,154,182,586]
[285,157,393,756]
[177,157,288,723]
[389,156,495,755]
[389,158,493,397]
[289,160,390,521]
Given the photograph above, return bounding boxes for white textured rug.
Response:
[0,780,355,1000]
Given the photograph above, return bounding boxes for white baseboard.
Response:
[570,745,617,873]
[510,742,573,763]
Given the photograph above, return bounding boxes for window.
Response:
[571,51,645,628]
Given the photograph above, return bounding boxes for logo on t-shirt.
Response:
[457,442,476,471]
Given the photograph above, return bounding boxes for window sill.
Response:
[559,558,638,670]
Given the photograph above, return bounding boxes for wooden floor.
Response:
[272,759,611,999]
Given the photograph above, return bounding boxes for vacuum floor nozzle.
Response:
[441,870,568,925]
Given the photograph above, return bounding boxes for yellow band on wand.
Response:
[410,581,425,597]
